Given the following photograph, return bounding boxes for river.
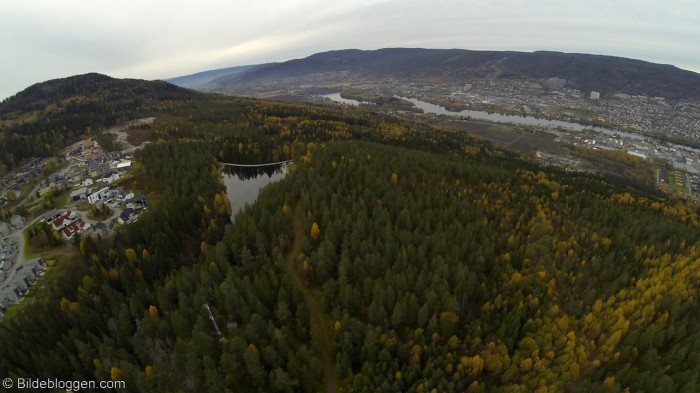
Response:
[322,92,645,141]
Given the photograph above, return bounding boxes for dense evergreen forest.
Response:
[2,77,700,392]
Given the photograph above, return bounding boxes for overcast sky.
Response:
[1,0,699,100]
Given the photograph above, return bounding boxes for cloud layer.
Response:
[1,0,698,99]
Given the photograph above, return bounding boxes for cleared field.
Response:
[659,166,691,195]
[442,119,560,153]
[125,128,155,146]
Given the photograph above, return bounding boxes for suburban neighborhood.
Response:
[0,120,151,319]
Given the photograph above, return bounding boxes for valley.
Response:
[1,70,700,392]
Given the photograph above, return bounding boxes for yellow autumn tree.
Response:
[110,367,122,381]
[125,248,137,263]
[310,222,320,240]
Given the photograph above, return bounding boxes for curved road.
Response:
[3,202,121,285]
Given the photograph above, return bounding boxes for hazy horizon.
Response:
[2,0,699,100]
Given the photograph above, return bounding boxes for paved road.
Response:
[2,213,43,287]
[72,204,122,225]
[2,200,120,287]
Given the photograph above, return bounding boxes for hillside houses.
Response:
[0,240,18,276]
[49,210,79,231]
[0,222,9,237]
[42,209,61,222]
[61,221,91,241]
[1,215,26,235]
[91,222,111,238]
[0,257,46,319]
[126,194,148,210]
[70,187,88,201]
[11,215,24,228]
[118,208,136,224]
[46,210,91,241]
[88,187,110,204]
[99,171,120,184]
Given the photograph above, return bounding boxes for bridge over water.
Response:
[218,159,293,167]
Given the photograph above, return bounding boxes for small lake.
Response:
[222,163,288,220]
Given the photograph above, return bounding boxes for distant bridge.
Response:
[218,159,293,167]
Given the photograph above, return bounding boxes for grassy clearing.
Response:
[559,107,601,122]
[76,202,92,212]
[125,128,155,146]
[442,119,560,153]
[115,169,166,198]
[658,167,691,195]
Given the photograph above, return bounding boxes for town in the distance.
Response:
[317,80,700,197]
[175,49,700,196]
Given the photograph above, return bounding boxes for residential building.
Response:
[70,187,88,201]
[0,257,46,307]
[42,209,61,222]
[118,208,135,224]
[87,187,110,204]
[61,221,91,241]
[126,195,148,210]
[50,210,79,231]
[100,171,120,184]
[91,222,111,238]
[10,215,24,228]
[115,160,132,169]
[0,222,9,237]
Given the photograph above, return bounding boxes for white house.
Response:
[87,187,110,204]
[100,171,120,184]
[82,178,94,187]
[116,160,132,170]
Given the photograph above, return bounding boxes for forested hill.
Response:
[2,89,700,391]
[0,73,203,172]
[0,73,202,116]
[194,48,700,100]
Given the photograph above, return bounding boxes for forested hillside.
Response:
[0,73,202,173]
[196,48,700,100]
[2,82,700,392]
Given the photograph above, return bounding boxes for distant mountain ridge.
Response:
[170,48,700,100]
[163,65,260,90]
